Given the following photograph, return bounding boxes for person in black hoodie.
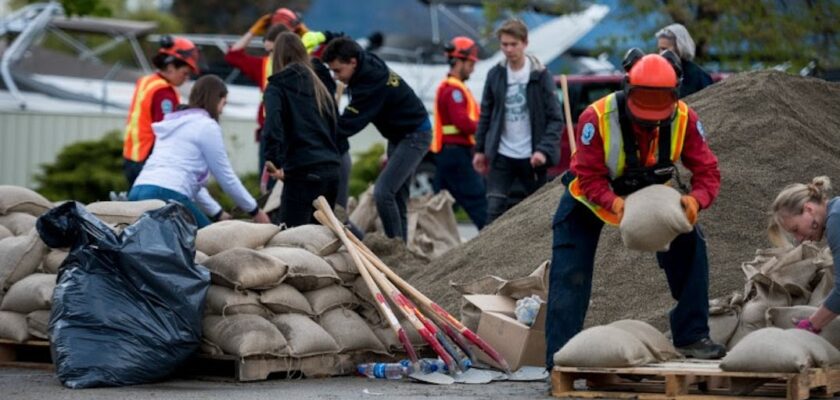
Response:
[323,37,431,242]
[262,32,341,227]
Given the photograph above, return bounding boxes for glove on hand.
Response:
[681,195,699,225]
[249,14,272,36]
[611,197,625,223]
[794,318,821,334]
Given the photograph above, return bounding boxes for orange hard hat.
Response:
[158,36,199,74]
[271,8,302,30]
[445,36,478,62]
[625,53,679,122]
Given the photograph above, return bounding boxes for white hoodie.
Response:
[134,108,257,216]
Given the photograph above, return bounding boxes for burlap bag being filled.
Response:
[85,200,166,226]
[0,186,53,216]
[202,314,288,358]
[720,327,840,372]
[196,220,280,256]
[619,185,692,252]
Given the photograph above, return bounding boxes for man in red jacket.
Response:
[545,50,725,368]
[431,37,487,229]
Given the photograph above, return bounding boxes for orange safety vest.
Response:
[259,55,274,120]
[431,76,478,153]
[568,93,689,225]
[123,74,179,162]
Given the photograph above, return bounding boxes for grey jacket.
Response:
[474,55,563,165]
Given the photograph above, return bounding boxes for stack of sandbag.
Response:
[85,199,166,231]
[452,261,549,331]
[350,186,461,259]
[720,327,840,372]
[707,243,834,349]
[553,319,681,368]
[0,186,53,343]
[198,222,414,376]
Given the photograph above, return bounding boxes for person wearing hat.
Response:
[123,35,199,187]
[656,23,713,98]
[545,49,724,368]
[430,36,487,229]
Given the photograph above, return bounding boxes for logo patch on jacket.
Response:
[161,99,173,114]
[581,123,595,145]
[452,89,463,103]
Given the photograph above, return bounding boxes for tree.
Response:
[617,0,840,69]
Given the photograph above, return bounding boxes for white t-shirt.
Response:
[498,57,532,159]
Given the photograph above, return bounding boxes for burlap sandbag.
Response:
[320,308,387,354]
[608,320,680,362]
[728,282,790,348]
[42,249,68,274]
[349,186,377,233]
[460,300,481,332]
[358,303,382,326]
[0,186,52,216]
[809,270,834,306]
[259,283,314,315]
[270,313,340,357]
[406,191,461,259]
[352,277,375,306]
[451,275,507,296]
[26,310,50,340]
[720,327,840,372]
[196,220,280,256]
[202,315,288,357]
[262,179,283,214]
[709,309,740,347]
[0,212,36,236]
[0,225,11,241]
[200,338,224,356]
[0,273,55,314]
[266,224,341,257]
[262,247,340,291]
[498,261,550,299]
[304,285,359,315]
[205,285,271,317]
[194,250,208,265]
[373,320,426,352]
[323,251,358,284]
[85,200,166,226]
[0,311,30,342]
[554,325,655,367]
[619,185,692,252]
[203,248,288,290]
[766,306,840,349]
[0,230,48,292]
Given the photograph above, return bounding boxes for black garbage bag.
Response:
[36,201,210,388]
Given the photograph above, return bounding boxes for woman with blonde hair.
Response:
[262,31,341,227]
[768,176,839,333]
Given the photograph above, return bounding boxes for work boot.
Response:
[677,338,726,359]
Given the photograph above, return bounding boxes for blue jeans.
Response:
[545,187,711,368]
[128,184,212,228]
[485,154,547,225]
[375,130,431,241]
[433,145,487,230]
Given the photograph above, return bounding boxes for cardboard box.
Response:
[463,294,547,371]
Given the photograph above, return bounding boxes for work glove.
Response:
[794,318,821,334]
[681,195,699,225]
[611,197,625,223]
[248,14,272,36]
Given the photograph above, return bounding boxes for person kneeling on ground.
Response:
[768,176,840,333]
[129,75,270,227]
[262,32,341,227]
[545,49,724,369]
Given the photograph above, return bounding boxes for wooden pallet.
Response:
[551,359,840,400]
[0,339,53,370]
[188,351,399,382]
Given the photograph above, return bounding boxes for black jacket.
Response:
[262,63,341,175]
[475,55,563,165]
[338,51,429,142]
[679,59,713,99]
[312,58,349,154]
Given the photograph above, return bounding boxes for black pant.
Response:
[485,154,547,224]
[123,159,145,188]
[276,166,339,227]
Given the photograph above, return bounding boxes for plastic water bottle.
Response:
[401,358,448,374]
[357,362,407,379]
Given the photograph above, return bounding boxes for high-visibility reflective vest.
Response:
[568,93,689,225]
[123,74,179,162]
[261,56,272,91]
[431,76,478,153]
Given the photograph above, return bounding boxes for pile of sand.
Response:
[403,70,840,330]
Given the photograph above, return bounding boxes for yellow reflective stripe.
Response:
[124,75,173,161]
[442,125,460,134]
[569,177,620,226]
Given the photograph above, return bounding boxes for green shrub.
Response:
[349,143,385,197]
[206,172,261,216]
[34,130,127,204]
